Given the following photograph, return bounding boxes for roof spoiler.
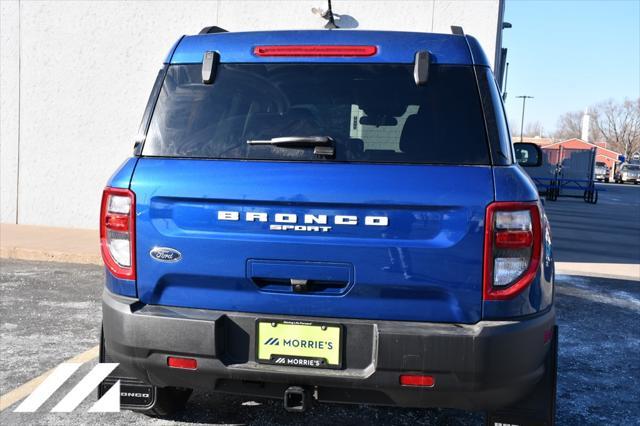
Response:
[199,26,228,34]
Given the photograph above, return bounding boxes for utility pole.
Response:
[502,62,509,101]
[516,95,534,142]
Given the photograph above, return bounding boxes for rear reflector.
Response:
[167,357,197,370]
[253,45,377,57]
[399,374,435,387]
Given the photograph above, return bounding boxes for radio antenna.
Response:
[312,0,339,29]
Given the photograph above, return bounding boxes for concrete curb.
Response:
[555,262,640,282]
[0,247,102,265]
[0,223,102,266]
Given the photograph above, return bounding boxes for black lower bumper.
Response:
[102,290,555,410]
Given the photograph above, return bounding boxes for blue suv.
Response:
[99,28,557,424]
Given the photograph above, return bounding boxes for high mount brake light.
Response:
[100,187,136,280]
[483,202,541,301]
[253,45,377,57]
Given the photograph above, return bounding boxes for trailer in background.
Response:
[526,146,598,204]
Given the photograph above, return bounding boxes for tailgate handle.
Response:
[251,277,348,293]
[247,260,353,295]
[290,279,309,293]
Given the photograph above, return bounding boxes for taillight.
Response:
[483,202,541,300]
[100,187,135,280]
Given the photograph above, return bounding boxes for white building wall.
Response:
[0,0,501,229]
[0,0,20,224]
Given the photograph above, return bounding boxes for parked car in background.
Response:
[615,163,640,184]
[594,162,609,182]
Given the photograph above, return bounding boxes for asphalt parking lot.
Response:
[1,184,638,425]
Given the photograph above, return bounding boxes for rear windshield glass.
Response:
[142,64,490,164]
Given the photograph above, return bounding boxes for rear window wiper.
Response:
[247,136,335,157]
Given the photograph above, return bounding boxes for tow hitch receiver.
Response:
[284,386,311,412]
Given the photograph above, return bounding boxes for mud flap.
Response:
[98,377,157,411]
[97,328,157,411]
[485,325,558,426]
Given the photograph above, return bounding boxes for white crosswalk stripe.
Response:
[13,363,82,413]
[50,363,119,412]
[88,380,120,413]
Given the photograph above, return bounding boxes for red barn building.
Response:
[540,138,621,170]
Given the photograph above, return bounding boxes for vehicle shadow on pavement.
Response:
[166,392,483,425]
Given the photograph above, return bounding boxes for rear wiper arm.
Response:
[247,136,335,157]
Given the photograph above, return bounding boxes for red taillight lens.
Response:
[483,202,541,301]
[400,374,435,387]
[253,45,377,57]
[104,214,129,232]
[167,356,197,370]
[100,187,135,280]
[495,230,533,248]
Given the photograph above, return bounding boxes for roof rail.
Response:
[450,26,464,36]
[199,26,228,35]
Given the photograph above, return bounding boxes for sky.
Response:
[502,0,640,135]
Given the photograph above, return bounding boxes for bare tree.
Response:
[553,111,582,140]
[554,109,604,142]
[524,121,545,138]
[592,98,640,158]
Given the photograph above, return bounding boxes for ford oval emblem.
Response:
[149,247,182,263]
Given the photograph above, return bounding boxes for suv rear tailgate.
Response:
[131,159,493,324]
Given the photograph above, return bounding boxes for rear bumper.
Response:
[102,290,555,410]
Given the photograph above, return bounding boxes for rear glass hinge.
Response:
[202,51,220,84]
[414,51,430,86]
[313,145,335,158]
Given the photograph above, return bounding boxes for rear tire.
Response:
[99,326,192,417]
[142,387,193,418]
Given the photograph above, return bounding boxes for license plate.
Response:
[256,320,342,369]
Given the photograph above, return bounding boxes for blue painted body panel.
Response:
[106,157,138,189]
[104,32,554,321]
[130,159,495,323]
[493,166,539,202]
[168,30,485,65]
[464,35,491,69]
[485,166,554,317]
[163,35,184,64]
[105,271,137,297]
